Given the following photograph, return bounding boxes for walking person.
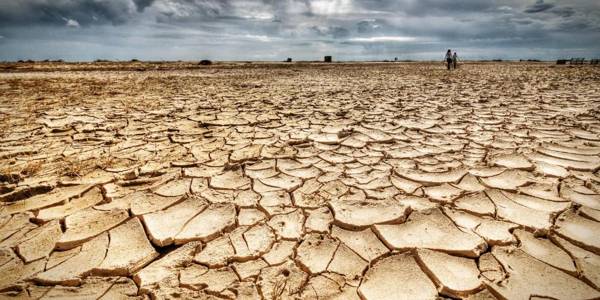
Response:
[453,51,458,69]
[445,49,453,70]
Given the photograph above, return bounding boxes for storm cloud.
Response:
[0,0,139,26]
[524,0,555,13]
[0,0,599,61]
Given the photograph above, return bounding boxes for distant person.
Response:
[445,49,453,70]
[453,52,458,69]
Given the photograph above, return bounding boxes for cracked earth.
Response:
[1,61,600,299]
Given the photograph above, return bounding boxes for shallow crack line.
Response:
[98,228,112,266]
[324,240,341,272]
[2,225,36,247]
[240,227,251,253]
[43,244,83,271]
[529,294,559,300]
[171,202,209,238]
[94,278,118,300]
[546,234,600,290]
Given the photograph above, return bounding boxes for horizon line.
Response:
[2,58,581,63]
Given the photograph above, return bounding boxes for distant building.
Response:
[324,56,332,63]
[286,58,292,62]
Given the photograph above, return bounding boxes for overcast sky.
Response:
[0,0,599,61]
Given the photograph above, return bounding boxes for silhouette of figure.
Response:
[445,49,453,70]
[453,52,458,69]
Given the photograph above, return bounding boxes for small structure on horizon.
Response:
[570,58,585,65]
[556,59,567,65]
[286,58,292,62]
[324,56,332,63]
[199,60,212,65]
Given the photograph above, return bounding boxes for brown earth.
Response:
[1,61,600,299]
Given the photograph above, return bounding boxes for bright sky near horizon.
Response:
[0,0,599,61]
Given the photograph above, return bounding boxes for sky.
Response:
[0,0,599,61]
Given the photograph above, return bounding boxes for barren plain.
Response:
[0,61,600,299]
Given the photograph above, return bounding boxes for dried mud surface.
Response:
[1,62,600,299]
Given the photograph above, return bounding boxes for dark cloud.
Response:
[0,0,137,26]
[353,0,497,16]
[514,19,534,25]
[311,26,350,39]
[550,7,575,18]
[356,20,382,34]
[155,0,232,21]
[558,19,592,31]
[524,0,554,13]
[133,0,156,12]
[330,27,351,39]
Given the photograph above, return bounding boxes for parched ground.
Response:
[1,61,600,299]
